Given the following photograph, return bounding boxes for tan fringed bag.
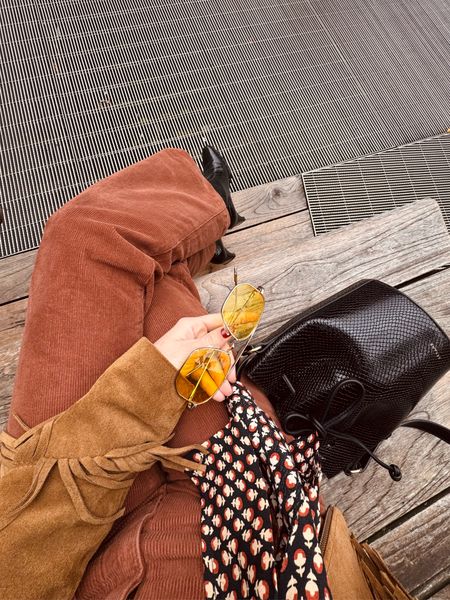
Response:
[319,506,415,600]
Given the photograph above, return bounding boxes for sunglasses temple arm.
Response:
[233,326,259,365]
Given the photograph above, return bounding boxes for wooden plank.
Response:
[231,175,306,232]
[0,249,37,305]
[0,298,27,428]
[196,198,450,341]
[0,176,307,306]
[202,210,314,276]
[370,496,450,599]
[429,584,450,599]
[402,271,450,327]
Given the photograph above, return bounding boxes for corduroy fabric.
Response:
[8,148,229,438]
[137,480,205,600]
[5,148,241,599]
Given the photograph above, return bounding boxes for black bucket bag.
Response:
[238,279,450,480]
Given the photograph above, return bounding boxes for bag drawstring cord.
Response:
[288,412,402,481]
[314,417,402,481]
[285,379,402,481]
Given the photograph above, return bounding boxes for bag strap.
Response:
[290,413,450,481]
[401,419,450,444]
[344,419,450,480]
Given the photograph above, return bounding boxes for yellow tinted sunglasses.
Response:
[175,270,265,408]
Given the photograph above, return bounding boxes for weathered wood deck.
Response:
[0,178,449,598]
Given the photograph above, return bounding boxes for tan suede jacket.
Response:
[0,337,206,600]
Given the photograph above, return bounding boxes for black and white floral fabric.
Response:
[190,382,331,600]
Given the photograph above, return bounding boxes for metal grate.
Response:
[1,0,450,257]
[302,132,450,235]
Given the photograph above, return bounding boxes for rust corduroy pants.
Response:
[8,148,236,599]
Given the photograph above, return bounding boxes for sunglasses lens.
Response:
[176,348,232,405]
[222,283,265,340]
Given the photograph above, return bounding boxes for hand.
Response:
[154,314,236,402]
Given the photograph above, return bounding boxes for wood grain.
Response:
[196,198,450,341]
[429,584,450,599]
[201,210,314,276]
[370,496,450,599]
[0,298,27,427]
[0,249,37,305]
[231,175,307,232]
[402,270,450,327]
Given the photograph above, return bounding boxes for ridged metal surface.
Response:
[1,0,450,256]
[303,133,450,235]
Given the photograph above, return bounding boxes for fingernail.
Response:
[221,328,231,338]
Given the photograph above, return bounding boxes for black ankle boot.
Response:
[210,239,236,265]
[202,145,246,230]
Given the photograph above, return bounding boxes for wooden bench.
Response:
[0,179,449,598]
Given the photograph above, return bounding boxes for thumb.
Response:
[199,326,232,349]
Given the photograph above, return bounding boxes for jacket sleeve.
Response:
[0,337,206,600]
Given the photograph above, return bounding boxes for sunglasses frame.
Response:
[176,272,265,408]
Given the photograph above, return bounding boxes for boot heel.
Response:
[234,213,246,228]
[210,239,236,265]
[224,188,246,230]
[222,160,246,229]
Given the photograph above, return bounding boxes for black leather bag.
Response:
[238,279,450,480]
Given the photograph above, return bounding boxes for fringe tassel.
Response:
[0,420,208,530]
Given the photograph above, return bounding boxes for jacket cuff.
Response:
[47,336,188,457]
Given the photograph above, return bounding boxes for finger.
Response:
[187,313,223,337]
[207,355,233,400]
[212,389,226,402]
[227,365,237,384]
[218,379,233,398]
[226,310,261,338]
[207,354,228,388]
[186,351,231,403]
[200,325,232,349]
[188,365,219,399]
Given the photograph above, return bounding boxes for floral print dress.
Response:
[189,382,331,600]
